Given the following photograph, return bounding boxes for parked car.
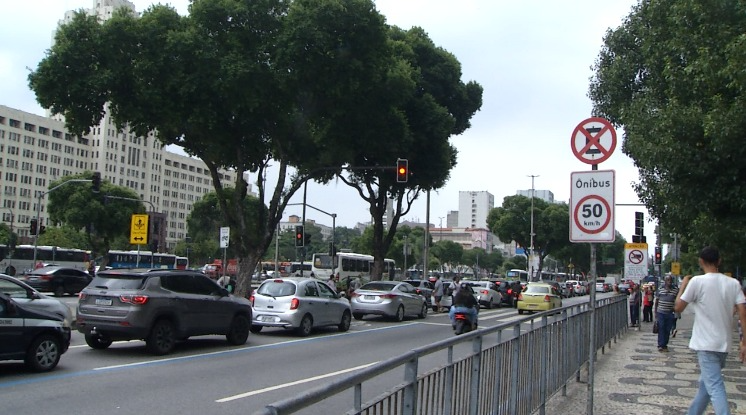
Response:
[402,279,434,305]
[250,277,351,336]
[617,281,631,295]
[517,283,563,314]
[543,280,570,298]
[0,293,71,372]
[76,269,252,355]
[23,266,92,297]
[466,281,503,309]
[564,281,576,298]
[0,274,73,327]
[350,281,428,321]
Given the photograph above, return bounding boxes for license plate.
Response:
[528,304,537,308]
[95,298,113,306]
[260,316,277,323]
[364,295,376,300]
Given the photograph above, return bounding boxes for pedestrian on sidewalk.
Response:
[675,246,746,415]
[643,285,654,322]
[654,275,678,352]
[629,284,642,327]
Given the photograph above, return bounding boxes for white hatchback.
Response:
[566,280,586,296]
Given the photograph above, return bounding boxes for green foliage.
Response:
[431,240,464,267]
[589,0,746,268]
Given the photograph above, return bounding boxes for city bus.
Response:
[106,249,188,270]
[311,252,396,281]
[0,244,90,276]
[506,268,530,283]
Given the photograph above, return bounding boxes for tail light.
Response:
[249,295,255,306]
[350,292,360,297]
[381,294,398,299]
[40,275,52,281]
[415,289,422,295]
[481,290,489,295]
[290,298,300,310]
[518,294,523,301]
[79,292,88,300]
[120,294,149,305]
[507,289,513,295]
[543,295,551,302]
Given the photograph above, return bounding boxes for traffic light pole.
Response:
[33,178,92,267]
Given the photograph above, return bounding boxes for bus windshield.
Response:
[313,254,334,269]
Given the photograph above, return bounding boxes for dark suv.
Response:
[76,269,252,355]
[493,279,522,307]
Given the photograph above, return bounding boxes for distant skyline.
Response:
[0,0,660,250]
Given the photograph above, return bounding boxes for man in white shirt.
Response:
[675,246,746,415]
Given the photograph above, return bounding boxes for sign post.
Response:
[570,116,617,415]
[220,227,230,278]
[624,242,649,284]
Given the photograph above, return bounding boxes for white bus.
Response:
[506,268,530,283]
[311,252,396,282]
[0,244,90,276]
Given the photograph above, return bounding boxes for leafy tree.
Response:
[35,225,89,249]
[487,195,572,274]
[45,172,145,265]
[431,240,464,270]
[589,0,746,269]
[29,0,407,296]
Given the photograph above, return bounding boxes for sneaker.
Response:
[658,347,664,352]
[662,347,669,352]
[672,329,677,338]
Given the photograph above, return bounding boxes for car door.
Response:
[160,274,208,334]
[398,283,419,314]
[70,269,92,293]
[192,274,233,333]
[316,280,343,325]
[0,295,23,358]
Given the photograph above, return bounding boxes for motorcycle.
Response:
[453,312,476,335]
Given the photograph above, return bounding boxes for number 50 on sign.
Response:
[570,170,615,243]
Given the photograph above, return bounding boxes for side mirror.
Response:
[30,291,42,300]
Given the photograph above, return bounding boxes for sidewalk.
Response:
[542,310,746,415]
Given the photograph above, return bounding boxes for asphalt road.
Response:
[0,293,612,415]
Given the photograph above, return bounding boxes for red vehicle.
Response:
[204,259,238,279]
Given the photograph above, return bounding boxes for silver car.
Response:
[466,281,503,309]
[0,274,73,327]
[351,281,428,321]
[250,277,351,336]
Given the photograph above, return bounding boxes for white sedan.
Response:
[566,280,586,296]
[467,281,503,309]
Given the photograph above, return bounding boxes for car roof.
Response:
[96,269,206,278]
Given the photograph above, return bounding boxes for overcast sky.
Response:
[0,0,660,249]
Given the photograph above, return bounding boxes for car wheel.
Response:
[353,313,364,320]
[226,314,250,345]
[296,314,313,337]
[393,305,405,322]
[25,334,62,372]
[486,298,493,309]
[250,325,263,334]
[338,311,351,332]
[518,309,524,315]
[418,303,428,319]
[54,285,65,297]
[146,319,177,355]
[85,333,113,350]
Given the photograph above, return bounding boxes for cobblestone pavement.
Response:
[541,310,746,415]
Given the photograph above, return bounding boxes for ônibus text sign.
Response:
[570,170,615,243]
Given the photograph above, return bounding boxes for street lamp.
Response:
[528,174,539,281]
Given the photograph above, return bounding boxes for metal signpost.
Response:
[569,116,617,415]
[220,227,230,278]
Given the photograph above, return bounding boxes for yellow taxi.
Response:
[516,282,563,314]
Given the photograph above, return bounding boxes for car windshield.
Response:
[360,282,396,291]
[525,285,550,294]
[90,274,146,290]
[257,281,297,297]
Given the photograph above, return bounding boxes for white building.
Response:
[516,189,555,203]
[457,191,494,229]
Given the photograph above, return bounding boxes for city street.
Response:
[0,293,613,415]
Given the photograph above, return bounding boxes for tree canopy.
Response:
[589,0,746,268]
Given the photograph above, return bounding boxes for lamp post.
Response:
[528,174,539,281]
[5,208,13,274]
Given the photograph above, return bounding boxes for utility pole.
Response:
[528,174,539,281]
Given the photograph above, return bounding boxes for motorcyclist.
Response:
[449,283,479,330]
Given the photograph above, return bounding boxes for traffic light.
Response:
[634,212,644,236]
[30,218,38,235]
[92,172,101,193]
[396,158,408,183]
[295,225,304,247]
[654,246,662,264]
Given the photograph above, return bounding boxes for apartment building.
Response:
[457,191,494,229]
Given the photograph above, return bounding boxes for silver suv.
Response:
[76,269,252,355]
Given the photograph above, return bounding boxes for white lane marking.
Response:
[91,323,418,371]
[215,362,379,403]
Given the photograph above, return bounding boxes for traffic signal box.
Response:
[30,218,38,236]
[92,172,101,193]
[632,212,646,243]
[295,225,305,247]
[396,159,408,183]
[654,246,662,264]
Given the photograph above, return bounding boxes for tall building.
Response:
[457,191,494,229]
[516,189,554,203]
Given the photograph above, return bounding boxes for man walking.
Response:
[654,275,678,352]
[433,275,444,313]
[675,246,746,415]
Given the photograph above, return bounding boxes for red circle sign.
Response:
[573,194,612,234]
[571,117,617,164]
[628,250,644,264]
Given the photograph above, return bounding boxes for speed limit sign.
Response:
[570,170,615,242]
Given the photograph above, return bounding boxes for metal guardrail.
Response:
[253,295,628,415]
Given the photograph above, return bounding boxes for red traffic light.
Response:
[396,159,408,183]
[294,225,304,247]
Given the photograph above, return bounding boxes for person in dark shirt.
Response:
[449,283,479,329]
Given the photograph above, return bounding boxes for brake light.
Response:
[290,298,300,310]
[350,292,360,297]
[381,294,397,299]
[249,295,255,306]
[415,289,422,294]
[79,292,88,300]
[40,275,52,281]
[544,295,551,302]
[518,294,523,301]
[507,289,513,295]
[274,279,284,283]
[120,294,149,305]
[481,290,489,295]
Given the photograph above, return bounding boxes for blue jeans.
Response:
[657,311,676,348]
[449,306,478,327]
[688,350,730,415]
